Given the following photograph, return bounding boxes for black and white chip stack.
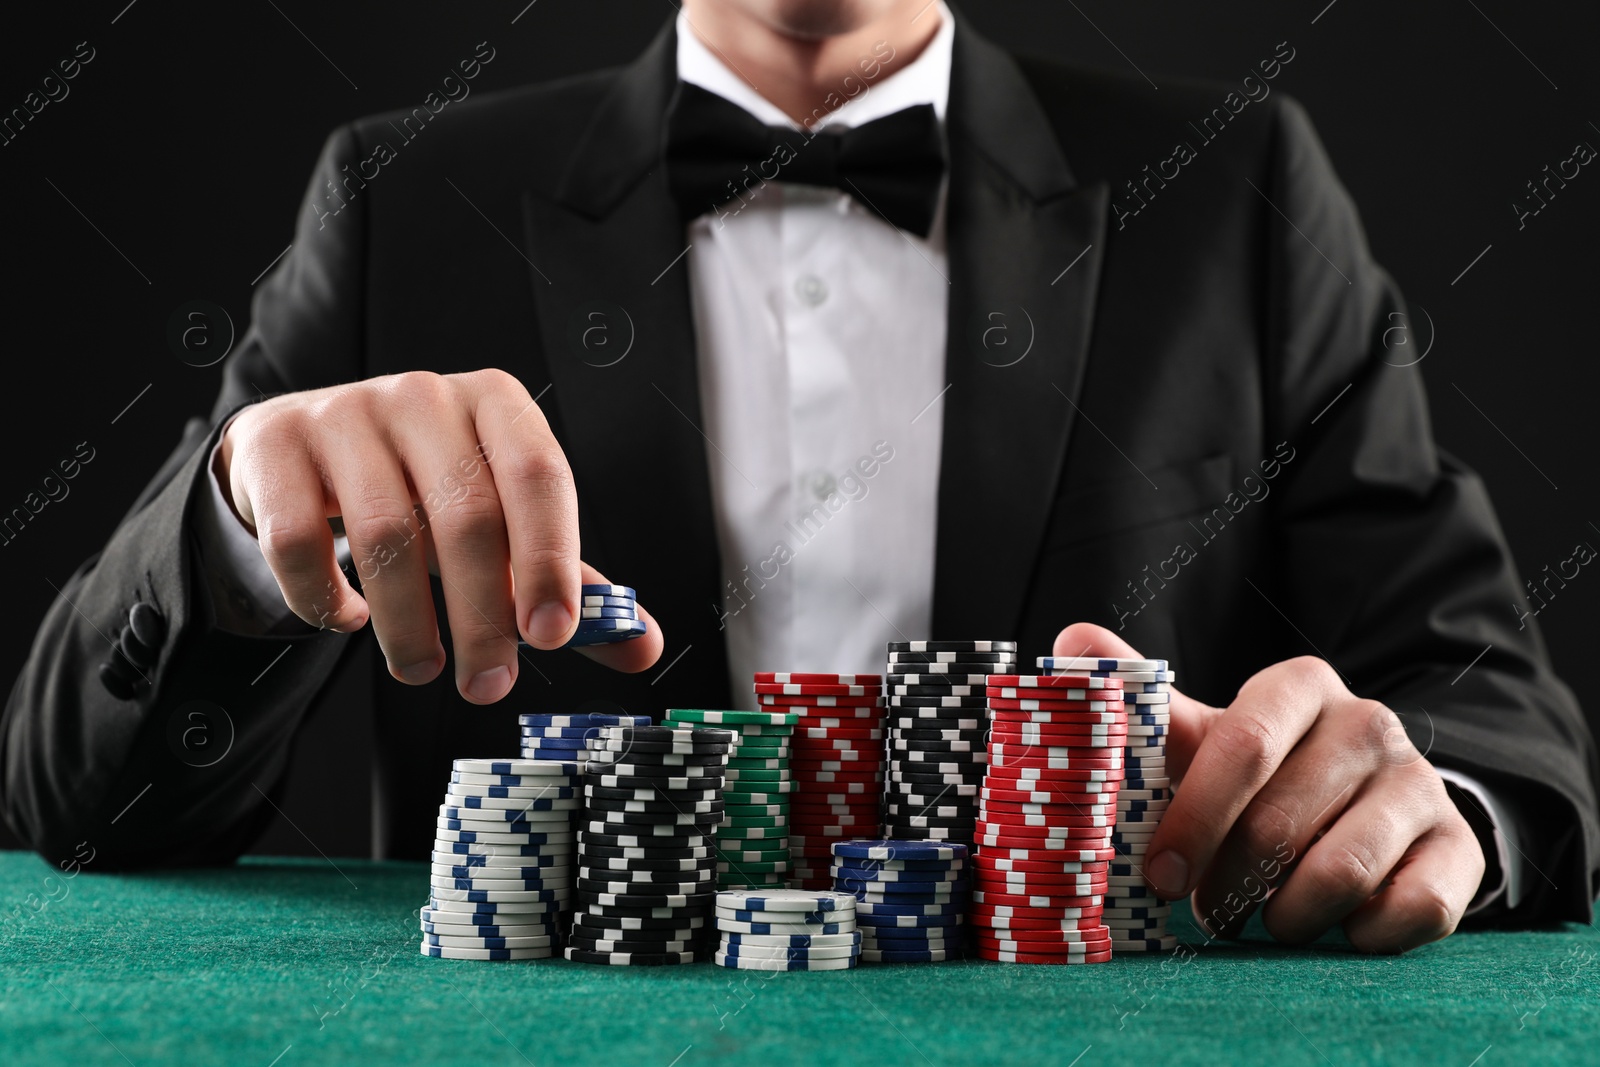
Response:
[1041,656,1177,953]
[712,889,861,971]
[884,641,1018,854]
[661,709,799,891]
[422,758,580,961]
[566,725,733,965]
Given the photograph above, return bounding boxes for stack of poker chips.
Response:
[884,642,1018,852]
[970,673,1129,965]
[712,889,860,971]
[518,712,653,762]
[831,839,968,962]
[1042,656,1175,952]
[421,758,580,961]
[565,726,733,965]
[566,583,648,647]
[752,673,886,889]
[663,709,798,890]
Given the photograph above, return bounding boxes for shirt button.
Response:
[794,274,829,307]
[805,470,837,500]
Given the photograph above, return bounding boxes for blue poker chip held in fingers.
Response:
[582,584,636,600]
[565,617,648,647]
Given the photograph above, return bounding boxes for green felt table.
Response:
[1,852,1595,1067]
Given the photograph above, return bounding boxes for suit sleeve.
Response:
[0,125,371,869]
[1260,97,1599,923]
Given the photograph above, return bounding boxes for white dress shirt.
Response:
[193,2,1519,915]
[675,5,954,695]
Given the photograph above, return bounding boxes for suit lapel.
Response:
[932,23,1111,638]
[521,22,731,701]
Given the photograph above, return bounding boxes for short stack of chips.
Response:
[662,709,798,890]
[566,726,733,965]
[567,583,648,647]
[971,673,1129,965]
[885,642,1018,853]
[518,712,653,763]
[832,839,968,962]
[422,757,580,961]
[753,673,886,889]
[713,889,861,971]
[1042,656,1175,953]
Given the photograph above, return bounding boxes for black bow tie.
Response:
[663,82,946,237]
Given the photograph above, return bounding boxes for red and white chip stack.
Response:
[752,673,886,890]
[969,673,1129,964]
[1041,657,1176,953]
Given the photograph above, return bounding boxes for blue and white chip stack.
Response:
[567,584,648,647]
[713,889,861,971]
[831,839,968,962]
[421,757,580,960]
[1040,657,1177,953]
[519,712,653,764]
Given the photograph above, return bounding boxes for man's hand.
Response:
[1052,623,1485,953]
[218,369,663,702]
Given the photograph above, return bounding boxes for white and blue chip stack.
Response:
[421,757,580,960]
[566,725,733,965]
[831,839,968,962]
[713,889,861,971]
[1040,656,1177,953]
[518,712,654,764]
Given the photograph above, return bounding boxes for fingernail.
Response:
[526,600,573,645]
[397,659,439,685]
[1146,851,1189,898]
[466,665,512,702]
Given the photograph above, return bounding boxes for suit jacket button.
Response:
[128,602,166,650]
[98,661,137,701]
[119,626,156,670]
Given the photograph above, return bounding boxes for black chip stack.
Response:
[565,725,733,965]
[883,641,1019,854]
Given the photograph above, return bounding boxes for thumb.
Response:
[1049,621,1216,785]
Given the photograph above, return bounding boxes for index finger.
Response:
[466,370,582,649]
[1142,658,1342,900]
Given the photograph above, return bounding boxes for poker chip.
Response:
[713,951,857,971]
[887,648,1019,663]
[564,947,702,965]
[888,672,995,685]
[565,934,699,954]
[1037,657,1168,672]
[714,917,855,935]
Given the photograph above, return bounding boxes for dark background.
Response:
[2,0,1596,858]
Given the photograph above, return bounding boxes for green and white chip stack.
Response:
[664,709,798,890]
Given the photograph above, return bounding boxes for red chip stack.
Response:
[969,673,1127,964]
[753,673,886,889]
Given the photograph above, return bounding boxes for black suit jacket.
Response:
[5,17,1596,921]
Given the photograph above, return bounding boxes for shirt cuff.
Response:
[1436,766,1524,916]
[192,431,350,634]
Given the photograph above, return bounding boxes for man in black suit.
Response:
[3,0,1595,953]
